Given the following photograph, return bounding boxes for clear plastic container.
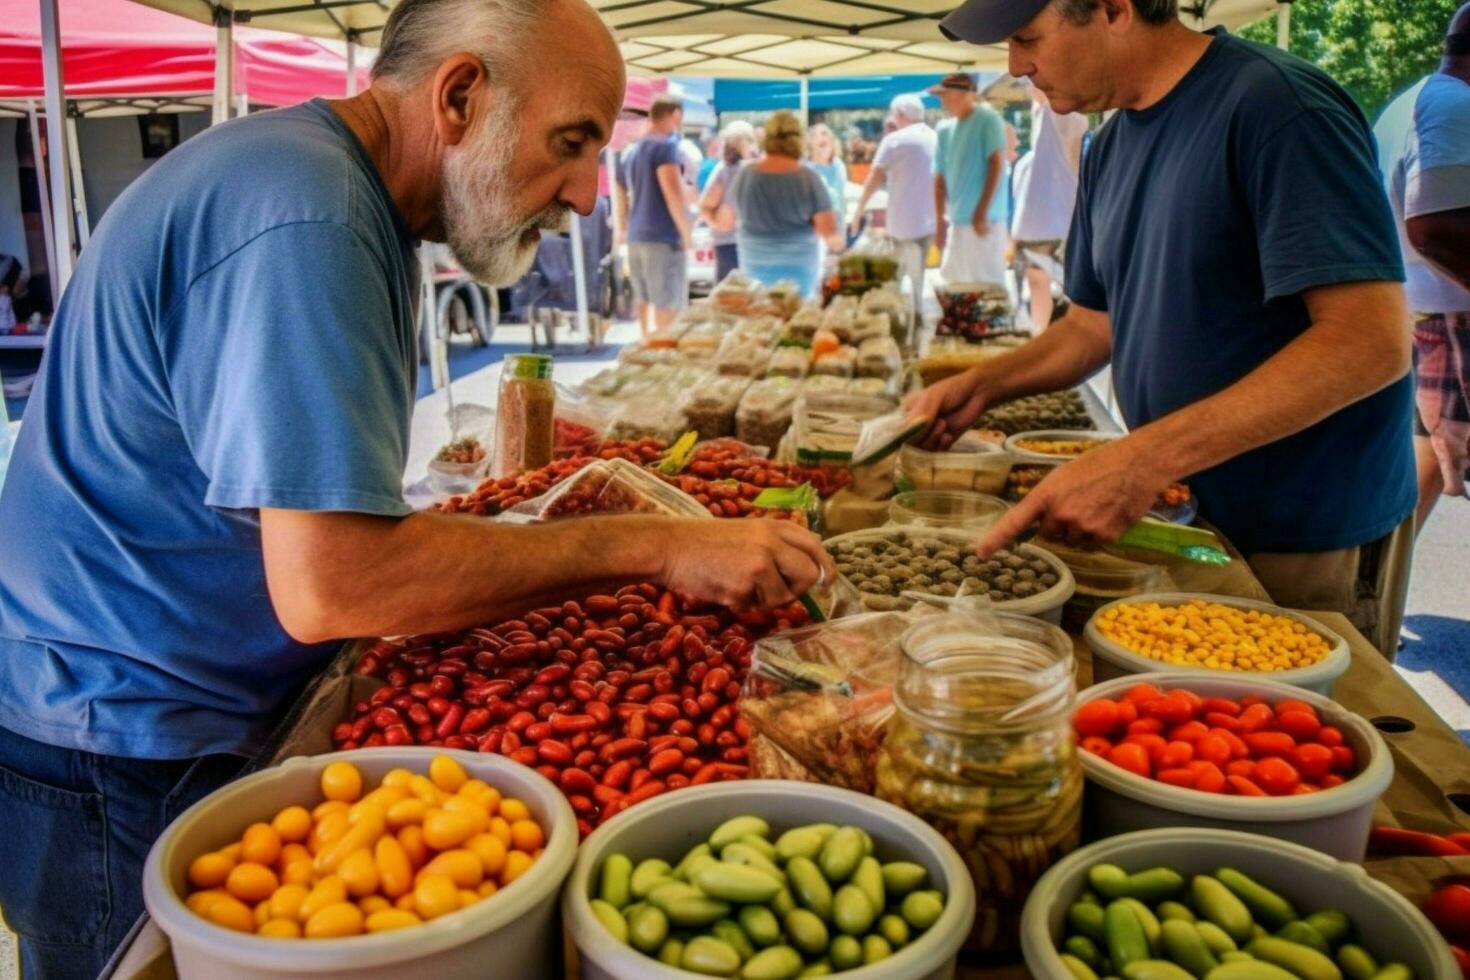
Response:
[735,377,801,449]
[896,443,1013,495]
[764,346,811,380]
[877,613,1080,955]
[811,345,857,378]
[887,490,1010,532]
[1004,429,1120,463]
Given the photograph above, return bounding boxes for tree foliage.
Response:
[1237,0,1460,119]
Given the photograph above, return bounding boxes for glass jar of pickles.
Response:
[875,611,1080,956]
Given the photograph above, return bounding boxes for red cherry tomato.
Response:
[1075,699,1122,738]
[1238,703,1275,733]
[1192,762,1227,793]
[1142,697,1194,725]
[1243,731,1296,758]
[1169,721,1209,743]
[1321,773,1346,788]
[1122,683,1164,705]
[1276,710,1321,741]
[1450,944,1470,979]
[1124,733,1169,764]
[1292,743,1334,781]
[1127,718,1166,736]
[1274,699,1319,719]
[1425,884,1470,945]
[1211,728,1250,759]
[1203,711,1242,733]
[1169,688,1205,713]
[1253,757,1302,796]
[1161,740,1195,768]
[1239,694,1267,708]
[1107,742,1152,779]
[1317,725,1344,747]
[1157,767,1197,788]
[1116,700,1138,726]
[1292,782,1320,795]
[1330,745,1356,773]
[1195,733,1232,767]
[1226,759,1257,778]
[1081,736,1113,756]
[1228,774,1268,796]
[1201,697,1242,717]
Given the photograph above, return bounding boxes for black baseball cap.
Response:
[939,0,1051,44]
[927,72,979,94]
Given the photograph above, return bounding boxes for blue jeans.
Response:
[714,243,740,284]
[0,725,245,979]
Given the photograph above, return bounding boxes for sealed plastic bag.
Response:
[501,457,710,521]
[736,377,801,449]
[678,373,753,441]
[765,346,811,380]
[713,333,772,378]
[811,345,857,378]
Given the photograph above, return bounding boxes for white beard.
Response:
[441,102,568,286]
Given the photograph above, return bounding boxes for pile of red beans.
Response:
[334,584,811,836]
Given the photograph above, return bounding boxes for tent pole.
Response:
[26,102,59,307]
[38,0,74,291]
[798,74,809,128]
[212,7,234,125]
[569,213,590,338]
[346,39,359,97]
[64,115,89,246]
[1276,1,1292,50]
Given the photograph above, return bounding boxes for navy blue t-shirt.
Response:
[617,135,683,248]
[1066,29,1414,555]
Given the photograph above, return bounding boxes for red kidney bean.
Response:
[524,722,552,743]
[536,764,561,783]
[459,709,491,735]
[535,663,571,686]
[363,733,386,747]
[586,701,612,725]
[682,698,704,719]
[478,731,504,754]
[573,749,596,768]
[434,705,464,740]
[602,760,633,789]
[507,711,535,734]
[501,731,522,753]
[537,740,572,766]
[648,749,683,776]
[509,747,539,766]
[370,707,402,729]
[625,780,666,805]
[561,767,597,794]
[666,774,690,790]
[383,724,413,746]
[701,667,730,695]
[669,719,695,736]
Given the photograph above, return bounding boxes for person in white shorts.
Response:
[933,73,1009,288]
[851,94,938,315]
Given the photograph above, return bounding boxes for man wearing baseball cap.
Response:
[909,0,1416,627]
[930,72,1011,289]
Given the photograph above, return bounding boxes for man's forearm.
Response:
[657,167,691,239]
[934,176,948,229]
[263,511,670,642]
[974,152,1003,225]
[972,307,1111,404]
[1131,284,1412,485]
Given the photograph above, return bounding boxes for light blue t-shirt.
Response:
[0,100,419,759]
[809,159,848,219]
[936,105,1008,227]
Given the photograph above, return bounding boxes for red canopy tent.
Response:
[0,0,367,107]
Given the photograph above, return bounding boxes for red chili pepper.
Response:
[1371,826,1470,858]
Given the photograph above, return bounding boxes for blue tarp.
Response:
[710,72,1000,113]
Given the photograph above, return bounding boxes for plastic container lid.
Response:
[1084,592,1352,694]
[1078,672,1392,821]
[1020,827,1457,980]
[1003,429,1120,463]
[887,490,1010,532]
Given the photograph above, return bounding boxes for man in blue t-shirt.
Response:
[615,95,692,337]
[910,0,1415,624]
[931,72,1011,287]
[0,1,831,974]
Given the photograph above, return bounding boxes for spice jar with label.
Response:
[875,611,1080,957]
[493,353,555,478]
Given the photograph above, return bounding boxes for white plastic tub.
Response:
[1003,429,1121,463]
[1020,828,1458,980]
[144,748,577,980]
[1085,592,1352,696]
[1079,673,1392,860]
[564,780,977,980]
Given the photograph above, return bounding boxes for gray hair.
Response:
[1053,0,1178,26]
[372,0,541,87]
[889,94,926,124]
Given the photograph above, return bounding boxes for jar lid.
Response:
[505,353,553,380]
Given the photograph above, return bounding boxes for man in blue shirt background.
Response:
[615,95,692,338]
[0,0,831,973]
[932,72,1011,287]
[911,0,1415,630]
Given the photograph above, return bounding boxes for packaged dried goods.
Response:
[677,374,752,441]
[811,345,857,378]
[846,376,897,400]
[784,302,823,340]
[710,272,761,313]
[852,410,930,467]
[180,756,545,937]
[606,394,688,445]
[742,612,909,793]
[617,344,687,368]
[837,251,900,285]
[498,457,709,522]
[850,312,891,346]
[800,374,850,396]
[821,296,861,343]
[825,527,1072,613]
[751,279,802,318]
[976,390,1093,435]
[493,354,555,478]
[876,612,1079,953]
[856,335,902,380]
[677,321,726,358]
[736,378,802,449]
[935,283,1014,340]
[791,392,897,467]
[914,336,1028,386]
[713,335,770,378]
[895,442,1013,495]
[862,286,913,345]
[765,346,811,380]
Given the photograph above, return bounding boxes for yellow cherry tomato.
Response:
[477,880,499,899]
[501,850,535,886]
[225,862,279,904]
[441,796,489,835]
[278,843,312,869]
[267,883,309,922]
[380,768,415,789]
[357,895,391,915]
[509,820,544,853]
[311,800,351,822]
[466,833,508,877]
[421,809,476,851]
[219,842,243,862]
[498,798,530,823]
[487,817,512,847]
[458,780,500,814]
[397,825,429,868]
[257,918,302,939]
[185,889,230,915]
[314,809,385,876]
[409,775,444,805]
[254,900,271,928]
[375,835,414,899]
[304,902,364,939]
[365,908,422,933]
[429,754,469,793]
[187,852,235,889]
[204,896,255,933]
[386,798,429,829]
[423,849,483,889]
[281,860,314,887]
[413,874,459,921]
[240,823,283,866]
[309,811,350,856]
[320,761,363,803]
[394,893,417,912]
[458,889,480,910]
[298,876,348,921]
[337,848,380,898]
[358,785,409,811]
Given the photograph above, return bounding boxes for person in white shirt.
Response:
[1011,83,1088,331]
[1374,2,1470,528]
[851,94,938,315]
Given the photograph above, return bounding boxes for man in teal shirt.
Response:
[933,72,1010,286]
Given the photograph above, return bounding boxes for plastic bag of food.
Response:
[861,286,912,344]
[736,377,801,449]
[791,391,897,467]
[935,282,1014,339]
[678,373,753,441]
[765,346,811,380]
[501,457,710,522]
[711,272,761,313]
[852,409,929,466]
[606,393,688,444]
[811,345,857,378]
[846,376,897,399]
[849,313,890,346]
[713,333,772,378]
[821,297,860,343]
[856,335,902,380]
[552,385,617,458]
[784,302,823,341]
